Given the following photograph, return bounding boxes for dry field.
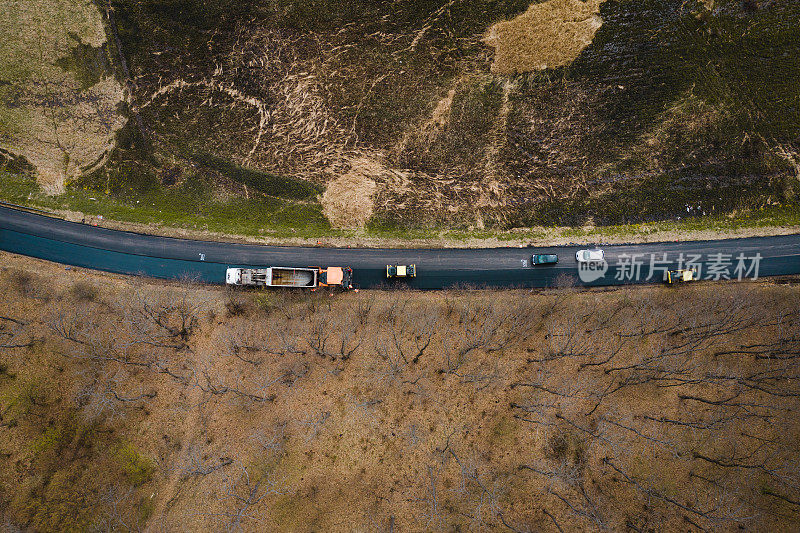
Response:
[1,252,799,531]
[0,0,125,193]
[485,0,605,74]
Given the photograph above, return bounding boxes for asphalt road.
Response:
[1,205,798,289]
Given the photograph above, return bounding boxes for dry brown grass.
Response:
[321,157,380,228]
[1,252,799,531]
[98,0,799,230]
[0,0,126,192]
[485,0,606,75]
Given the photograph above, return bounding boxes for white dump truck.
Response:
[225,266,353,289]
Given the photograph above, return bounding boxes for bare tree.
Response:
[122,285,207,351]
[179,444,233,479]
[0,315,33,350]
[211,463,285,532]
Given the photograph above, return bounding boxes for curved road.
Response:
[1,205,798,289]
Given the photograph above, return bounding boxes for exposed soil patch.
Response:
[485,0,605,74]
[321,157,379,228]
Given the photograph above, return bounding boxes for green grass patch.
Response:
[114,441,154,486]
[270,492,323,530]
[1,380,43,426]
[368,202,800,244]
[53,33,112,90]
[30,424,65,456]
[489,415,517,446]
[7,412,147,532]
[191,152,322,201]
[0,169,334,239]
[2,169,798,244]
[511,171,797,227]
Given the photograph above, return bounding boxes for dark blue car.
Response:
[531,254,558,265]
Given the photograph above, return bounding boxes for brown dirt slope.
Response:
[1,251,799,531]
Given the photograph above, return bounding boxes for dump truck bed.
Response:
[225,267,318,287]
[267,267,317,287]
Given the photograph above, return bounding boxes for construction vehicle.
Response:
[664,268,697,284]
[386,264,416,278]
[226,266,353,289]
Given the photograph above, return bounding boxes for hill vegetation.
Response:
[0,0,125,193]
[1,0,799,234]
[1,254,799,530]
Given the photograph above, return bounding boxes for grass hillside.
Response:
[0,0,125,192]
[2,0,799,233]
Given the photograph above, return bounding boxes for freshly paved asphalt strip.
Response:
[1,205,798,289]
